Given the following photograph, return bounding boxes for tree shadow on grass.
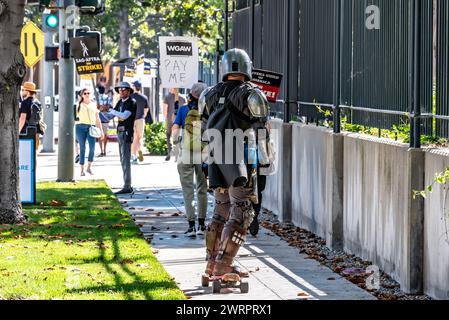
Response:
[66,236,181,300]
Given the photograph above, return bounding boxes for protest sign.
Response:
[251,68,283,103]
[70,36,104,75]
[159,36,198,88]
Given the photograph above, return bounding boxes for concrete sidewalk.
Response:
[36,143,375,300]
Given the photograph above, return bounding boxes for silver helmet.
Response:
[221,48,252,81]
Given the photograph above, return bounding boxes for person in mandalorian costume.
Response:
[199,48,272,277]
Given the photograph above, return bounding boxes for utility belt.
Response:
[117,125,132,132]
[117,126,134,143]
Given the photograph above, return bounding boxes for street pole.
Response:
[57,0,76,181]
[42,29,55,152]
[224,0,229,51]
[156,34,160,121]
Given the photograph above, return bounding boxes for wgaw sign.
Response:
[159,36,198,89]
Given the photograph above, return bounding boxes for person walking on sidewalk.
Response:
[172,82,209,237]
[19,82,44,150]
[163,88,186,161]
[98,86,114,157]
[131,80,150,164]
[200,48,271,277]
[106,82,137,195]
[75,88,104,176]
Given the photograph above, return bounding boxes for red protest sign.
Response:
[251,69,283,103]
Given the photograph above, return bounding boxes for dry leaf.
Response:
[50,200,66,207]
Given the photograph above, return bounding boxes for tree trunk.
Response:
[119,5,130,59]
[0,0,27,224]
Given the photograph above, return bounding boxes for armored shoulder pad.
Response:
[198,86,212,116]
[247,88,269,118]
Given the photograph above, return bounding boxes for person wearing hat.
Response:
[19,81,42,150]
[172,82,209,237]
[105,81,137,194]
[130,80,150,164]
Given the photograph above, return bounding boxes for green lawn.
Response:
[0,181,185,300]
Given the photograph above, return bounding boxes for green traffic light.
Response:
[45,14,58,28]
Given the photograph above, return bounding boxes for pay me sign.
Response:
[159,36,198,89]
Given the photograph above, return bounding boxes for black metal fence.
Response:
[232,0,287,118]
[231,0,449,146]
[199,60,217,86]
[436,0,449,138]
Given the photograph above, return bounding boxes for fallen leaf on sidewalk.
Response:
[327,277,336,281]
[152,249,159,254]
[186,296,192,300]
[171,212,180,217]
[129,207,135,210]
[145,208,154,212]
[171,235,178,238]
[297,292,309,297]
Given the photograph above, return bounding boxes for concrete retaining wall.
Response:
[262,119,292,223]
[343,134,424,294]
[291,124,343,249]
[260,124,449,296]
[423,149,449,299]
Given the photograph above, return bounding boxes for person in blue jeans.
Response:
[75,88,104,176]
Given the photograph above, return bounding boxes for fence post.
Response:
[411,0,422,148]
[333,0,342,133]
[224,0,229,51]
[249,0,255,61]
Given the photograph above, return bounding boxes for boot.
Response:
[249,213,259,236]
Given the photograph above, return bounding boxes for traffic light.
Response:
[43,12,59,33]
[76,0,106,15]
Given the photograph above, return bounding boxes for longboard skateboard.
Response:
[201,273,249,294]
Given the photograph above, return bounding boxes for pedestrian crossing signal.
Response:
[45,46,59,62]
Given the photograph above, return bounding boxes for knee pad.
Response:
[230,199,255,230]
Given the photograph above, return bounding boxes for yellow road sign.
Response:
[20,22,44,68]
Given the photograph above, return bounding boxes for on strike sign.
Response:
[159,36,198,89]
[70,36,104,75]
[251,69,283,103]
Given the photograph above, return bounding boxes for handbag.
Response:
[89,125,102,138]
[84,102,102,138]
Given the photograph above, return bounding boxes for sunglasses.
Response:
[83,92,91,96]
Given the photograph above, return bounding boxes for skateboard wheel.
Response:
[240,281,249,293]
[212,280,221,294]
[201,274,210,287]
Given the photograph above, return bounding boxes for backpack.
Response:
[183,105,203,152]
[28,100,47,134]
